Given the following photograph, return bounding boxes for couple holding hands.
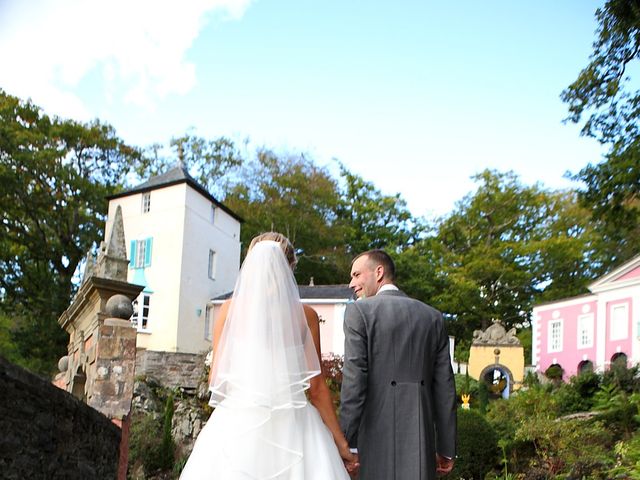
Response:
[180,232,456,480]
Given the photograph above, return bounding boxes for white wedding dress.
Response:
[180,241,350,480]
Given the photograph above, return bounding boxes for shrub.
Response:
[555,370,602,415]
[128,395,176,476]
[544,364,563,380]
[605,430,640,479]
[602,363,640,394]
[128,413,165,475]
[454,373,479,407]
[516,416,613,479]
[450,409,499,480]
[322,354,343,412]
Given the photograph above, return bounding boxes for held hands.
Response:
[339,445,360,477]
[436,453,454,477]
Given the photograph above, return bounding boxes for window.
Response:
[208,249,217,279]
[211,205,217,223]
[548,319,563,353]
[610,303,628,340]
[577,314,594,349]
[132,293,151,330]
[204,305,212,341]
[142,192,151,213]
[129,238,153,268]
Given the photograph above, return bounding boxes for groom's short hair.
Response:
[353,249,396,281]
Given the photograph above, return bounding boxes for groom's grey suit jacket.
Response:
[340,290,456,480]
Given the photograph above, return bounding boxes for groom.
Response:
[340,250,457,479]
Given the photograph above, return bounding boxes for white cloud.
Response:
[0,0,252,119]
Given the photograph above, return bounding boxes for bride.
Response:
[180,232,358,479]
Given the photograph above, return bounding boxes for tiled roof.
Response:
[212,284,354,302]
[106,165,242,222]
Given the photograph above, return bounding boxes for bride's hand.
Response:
[338,445,359,477]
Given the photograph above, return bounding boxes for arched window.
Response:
[544,363,563,381]
[611,352,628,367]
[577,360,593,374]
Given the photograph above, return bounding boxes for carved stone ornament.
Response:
[472,320,520,346]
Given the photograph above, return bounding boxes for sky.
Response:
[0,0,607,218]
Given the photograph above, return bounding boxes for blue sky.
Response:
[0,0,606,217]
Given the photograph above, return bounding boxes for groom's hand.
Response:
[436,453,454,476]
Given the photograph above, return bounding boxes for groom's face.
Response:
[349,255,381,299]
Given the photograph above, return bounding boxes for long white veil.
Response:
[208,240,321,478]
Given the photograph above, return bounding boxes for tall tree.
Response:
[224,150,345,284]
[137,131,244,198]
[561,0,640,264]
[0,89,141,374]
[336,164,423,256]
[430,170,598,338]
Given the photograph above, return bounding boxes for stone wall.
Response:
[135,350,206,391]
[0,356,121,479]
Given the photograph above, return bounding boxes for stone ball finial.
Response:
[58,355,69,372]
[106,294,134,319]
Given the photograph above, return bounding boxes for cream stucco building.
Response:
[105,166,242,354]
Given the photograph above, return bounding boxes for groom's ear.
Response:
[374,264,385,282]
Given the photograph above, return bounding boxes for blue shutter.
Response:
[144,237,153,267]
[129,240,136,268]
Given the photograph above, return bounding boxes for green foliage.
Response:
[428,171,598,345]
[478,380,489,414]
[390,236,444,305]
[544,364,563,380]
[453,337,470,363]
[561,0,640,265]
[128,413,167,475]
[138,131,244,198]
[335,163,421,256]
[516,416,613,479]
[606,431,640,479]
[555,370,602,415]
[0,89,141,374]
[321,354,344,413]
[161,394,176,470]
[602,362,640,393]
[593,384,640,438]
[225,149,346,284]
[128,395,176,477]
[454,373,479,407]
[517,328,531,365]
[451,409,499,480]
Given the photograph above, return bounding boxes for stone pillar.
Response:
[91,295,138,480]
[54,206,143,479]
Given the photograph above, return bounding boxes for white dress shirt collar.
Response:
[377,283,399,295]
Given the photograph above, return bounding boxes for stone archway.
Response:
[468,320,525,394]
[479,363,514,399]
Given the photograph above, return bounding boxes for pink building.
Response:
[532,254,640,380]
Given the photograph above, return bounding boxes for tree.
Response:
[430,170,598,337]
[561,0,640,265]
[0,89,141,374]
[137,131,244,198]
[336,164,422,256]
[224,149,346,284]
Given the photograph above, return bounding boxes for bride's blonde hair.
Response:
[248,232,297,268]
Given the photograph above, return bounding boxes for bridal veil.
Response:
[207,240,321,478]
